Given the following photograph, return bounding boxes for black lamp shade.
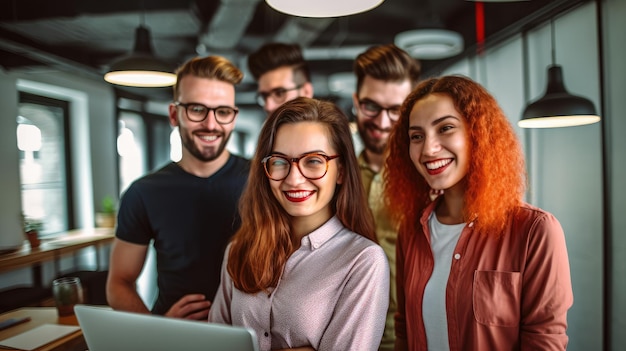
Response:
[104,26,176,87]
[519,65,600,128]
[132,26,154,55]
[108,54,173,74]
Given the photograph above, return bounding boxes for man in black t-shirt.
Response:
[106,56,249,320]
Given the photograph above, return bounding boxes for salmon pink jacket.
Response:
[395,200,573,350]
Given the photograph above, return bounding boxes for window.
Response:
[17,92,73,236]
[118,112,147,193]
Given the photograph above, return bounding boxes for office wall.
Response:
[13,71,118,229]
[0,73,26,251]
[604,0,626,348]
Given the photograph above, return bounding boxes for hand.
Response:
[164,294,211,320]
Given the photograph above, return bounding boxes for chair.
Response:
[0,285,52,313]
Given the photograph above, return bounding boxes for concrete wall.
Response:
[604,0,626,348]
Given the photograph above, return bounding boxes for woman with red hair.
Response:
[384,75,573,350]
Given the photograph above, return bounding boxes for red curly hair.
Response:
[384,75,526,237]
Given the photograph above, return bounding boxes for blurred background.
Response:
[0,1,624,350]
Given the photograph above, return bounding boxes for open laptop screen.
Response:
[75,304,259,351]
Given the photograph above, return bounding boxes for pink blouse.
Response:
[209,216,389,351]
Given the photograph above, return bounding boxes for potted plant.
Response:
[22,214,44,249]
[95,195,117,228]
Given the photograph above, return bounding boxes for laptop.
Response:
[74,304,259,351]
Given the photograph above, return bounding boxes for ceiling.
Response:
[0,0,579,105]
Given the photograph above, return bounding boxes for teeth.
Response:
[199,135,218,141]
[286,191,312,198]
[426,159,452,170]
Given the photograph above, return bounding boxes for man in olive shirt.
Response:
[352,44,421,351]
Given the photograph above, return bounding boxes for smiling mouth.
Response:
[367,124,391,138]
[198,135,219,142]
[425,159,452,170]
[284,190,314,202]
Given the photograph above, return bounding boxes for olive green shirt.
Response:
[358,152,397,351]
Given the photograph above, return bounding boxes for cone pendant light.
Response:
[104,25,176,87]
[519,20,600,128]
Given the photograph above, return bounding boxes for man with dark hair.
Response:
[248,42,314,115]
[353,44,421,351]
[107,56,250,320]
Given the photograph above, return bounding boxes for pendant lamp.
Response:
[265,0,384,17]
[519,20,600,128]
[104,25,176,87]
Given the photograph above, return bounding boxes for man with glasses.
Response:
[353,44,421,351]
[107,56,250,320]
[248,42,314,115]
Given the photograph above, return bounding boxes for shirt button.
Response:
[264,332,269,337]
[454,253,461,260]
[468,222,474,228]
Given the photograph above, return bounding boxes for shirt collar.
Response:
[301,216,344,250]
[358,151,376,172]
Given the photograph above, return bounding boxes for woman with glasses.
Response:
[209,97,389,351]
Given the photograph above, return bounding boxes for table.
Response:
[0,307,86,351]
[0,228,114,286]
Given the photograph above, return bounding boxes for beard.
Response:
[180,127,232,162]
[357,120,389,155]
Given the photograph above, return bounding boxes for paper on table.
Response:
[0,324,80,350]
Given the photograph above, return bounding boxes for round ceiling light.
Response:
[265,0,384,17]
[395,29,464,60]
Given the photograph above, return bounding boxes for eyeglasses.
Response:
[358,99,401,121]
[174,101,239,124]
[256,85,303,107]
[262,153,340,181]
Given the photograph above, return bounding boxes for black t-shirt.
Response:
[116,155,250,314]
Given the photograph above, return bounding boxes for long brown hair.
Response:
[228,97,376,293]
[384,75,526,237]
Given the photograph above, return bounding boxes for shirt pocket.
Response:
[473,270,521,327]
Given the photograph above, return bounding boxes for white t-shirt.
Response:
[422,213,465,351]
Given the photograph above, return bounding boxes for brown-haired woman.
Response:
[384,75,573,350]
[209,97,389,351]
